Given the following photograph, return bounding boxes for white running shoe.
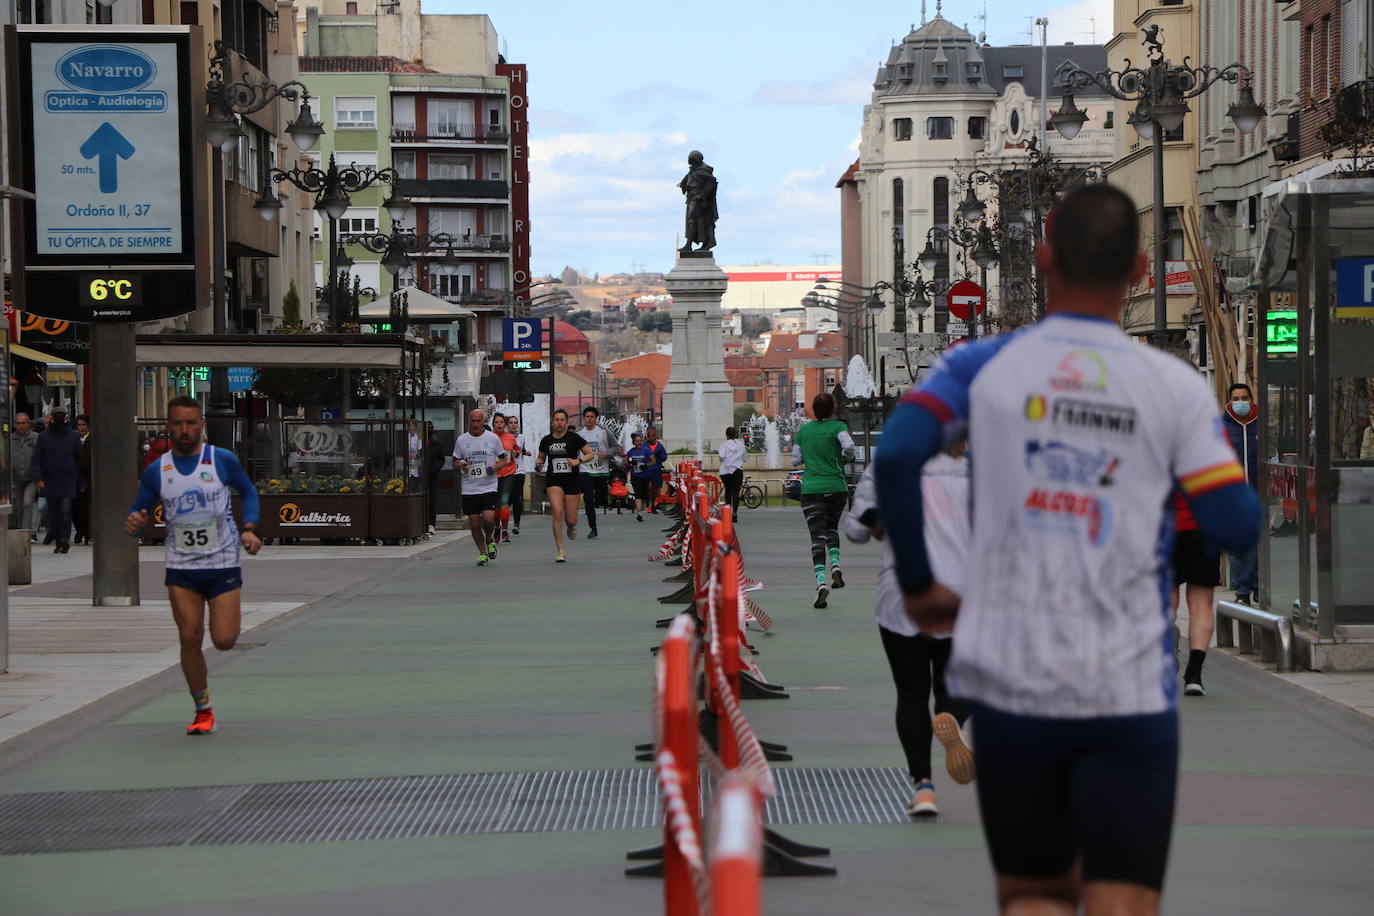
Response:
[933,712,975,785]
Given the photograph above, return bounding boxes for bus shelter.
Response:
[1255,176,1374,666]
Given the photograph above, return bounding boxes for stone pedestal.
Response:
[661,254,734,456]
[8,529,31,585]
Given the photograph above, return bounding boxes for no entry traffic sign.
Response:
[946,280,985,322]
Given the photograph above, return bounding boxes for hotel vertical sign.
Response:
[497,61,530,300]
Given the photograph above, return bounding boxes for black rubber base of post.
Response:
[764,827,830,858]
[623,860,665,877]
[626,843,664,861]
[740,671,789,700]
[699,710,794,762]
[664,557,683,567]
[658,583,694,603]
[663,569,692,583]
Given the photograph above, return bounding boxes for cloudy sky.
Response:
[435,0,1112,276]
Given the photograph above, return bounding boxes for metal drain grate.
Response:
[0,767,912,854]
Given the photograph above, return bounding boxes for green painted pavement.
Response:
[0,508,1372,914]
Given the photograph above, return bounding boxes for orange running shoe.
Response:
[907,779,938,817]
[186,708,216,736]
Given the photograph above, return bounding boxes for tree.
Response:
[741,314,772,337]
[560,266,580,286]
[281,280,301,327]
[637,311,672,333]
[565,309,596,330]
[733,404,758,427]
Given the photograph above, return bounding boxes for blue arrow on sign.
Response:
[79,122,135,193]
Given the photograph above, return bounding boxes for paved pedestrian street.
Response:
[1,509,1372,915]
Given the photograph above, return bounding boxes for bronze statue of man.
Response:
[678,151,718,255]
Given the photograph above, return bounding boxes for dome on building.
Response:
[872,5,995,98]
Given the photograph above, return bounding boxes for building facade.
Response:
[853,9,1113,348]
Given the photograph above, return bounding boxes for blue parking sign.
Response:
[1336,259,1374,317]
[502,318,541,355]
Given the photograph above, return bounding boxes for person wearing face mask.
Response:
[1222,383,1260,605]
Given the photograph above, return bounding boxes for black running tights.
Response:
[800,491,847,567]
[878,626,970,782]
[721,469,743,515]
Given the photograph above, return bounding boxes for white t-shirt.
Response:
[452,431,504,495]
[848,455,968,639]
[908,313,1245,718]
[513,433,534,474]
[579,424,612,475]
[718,439,747,476]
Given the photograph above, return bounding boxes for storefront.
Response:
[1255,175,1374,668]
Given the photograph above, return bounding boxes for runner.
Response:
[123,396,262,736]
[577,406,612,538]
[537,408,592,562]
[793,392,855,608]
[452,408,507,566]
[644,426,668,511]
[626,431,654,522]
[847,445,975,817]
[874,183,1261,914]
[1171,489,1219,696]
[505,414,530,535]
[493,412,521,544]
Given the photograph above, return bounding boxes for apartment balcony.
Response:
[395,178,509,201]
[390,121,509,144]
[415,232,511,253]
[437,289,512,311]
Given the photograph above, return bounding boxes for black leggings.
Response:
[800,491,847,567]
[511,474,525,526]
[580,475,608,528]
[722,469,743,515]
[879,626,970,782]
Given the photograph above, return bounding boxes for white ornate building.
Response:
[847,7,1116,341]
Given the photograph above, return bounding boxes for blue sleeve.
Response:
[215,450,260,527]
[1183,480,1262,554]
[873,402,946,593]
[129,463,162,516]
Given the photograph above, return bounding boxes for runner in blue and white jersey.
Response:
[125,396,262,737]
[874,184,1260,914]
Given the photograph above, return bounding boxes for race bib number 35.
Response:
[174,520,220,553]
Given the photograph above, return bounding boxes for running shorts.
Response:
[971,702,1179,891]
[632,476,652,503]
[461,492,498,516]
[545,473,580,493]
[1171,528,1221,588]
[165,567,242,601]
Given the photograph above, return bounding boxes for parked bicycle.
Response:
[739,477,765,510]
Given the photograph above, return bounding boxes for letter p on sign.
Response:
[502,317,541,355]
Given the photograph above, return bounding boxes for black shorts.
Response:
[166,567,242,601]
[972,702,1179,890]
[545,473,580,494]
[461,492,498,516]
[1172,528,1221,588]
[632,476,652,502]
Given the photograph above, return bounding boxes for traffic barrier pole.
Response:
[716,511,742,769]
[661,615,702,915]
[710,775,763,916]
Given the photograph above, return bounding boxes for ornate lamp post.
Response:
[919,222,1000,341]
[1049,27,1264,350]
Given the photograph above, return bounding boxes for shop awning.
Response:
[357,288,477,321]
[8,343,76,367]
[135,333,425,369]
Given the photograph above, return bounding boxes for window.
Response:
[1342,0,1361,87]
[429,99,475,138]
[1165,208,1185,261]
[1163,120,1184,142]
[431,265,475,299]
[1002,64,1024,80]
[486,104,504,132]
[892,178,904,240]
[337,208,378,235]
[429,208,476,238]
[17,0,52,23]
[334,96,377,129]
[178,0,197,24]
[1009,109,1021,134]
[1307,26,1317,103]
[228,123,273,191]
[486,152,503,181]
[927,117,954,139]
[393,152,416,179]
[345,1,358,12]
[429,154,474,180]
[222,0,270,71]
[968,117,986,140]
[894,118,913,141]
[1323,16,1333,99]
[487,208,507,237]
[392,96,416,134]
[1104,110,1114,129]
[335,150,378,171]
[487,262,507,289]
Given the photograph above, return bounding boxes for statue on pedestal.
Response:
[678,151,718,256]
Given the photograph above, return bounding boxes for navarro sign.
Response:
[49,45,167,113]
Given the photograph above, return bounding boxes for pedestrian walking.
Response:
[426,424,443,537]
[29,409,83,553]
[847,448,975,818]
[793,392,855,608]
[453,408,507,566]
[124,396,262,736]
[874,183,1261,915]
[1171,490,1219,696]
[718,426,746,517]
[73,415,92,545]
[10,413,39,541]
[537,408,592,563]
[577,406,612,538]
[1222,382,1260,604]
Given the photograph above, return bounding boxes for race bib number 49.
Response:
[468,464,487,478]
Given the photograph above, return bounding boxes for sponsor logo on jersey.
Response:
[173,490,209,515]
[1025,395,1048,421]
[199,471,214,481]
[1025,440,1119,487]
[1049,349,1108,393]
[1050,398,1137,437]
[1023,486,1114,545]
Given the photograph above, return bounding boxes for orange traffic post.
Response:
[660,614,701,916]
[716,510,742,769]
[710,774,763,916]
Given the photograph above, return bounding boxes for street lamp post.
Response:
[203,41,323,445]
[1048,27,1264,351]
[919,222,1000,342]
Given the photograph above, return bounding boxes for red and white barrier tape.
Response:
[656,748,712,915]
